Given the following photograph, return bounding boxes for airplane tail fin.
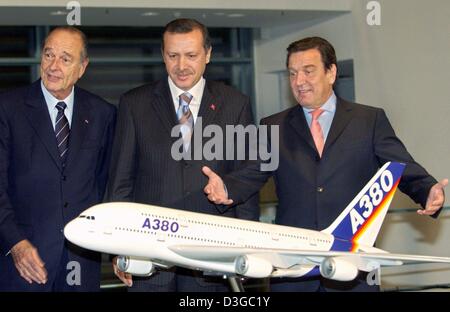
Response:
[321,162,405,248]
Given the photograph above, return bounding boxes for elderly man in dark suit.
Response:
[203,36,447,291]
[105,18,259,292]
[0,27,116,291]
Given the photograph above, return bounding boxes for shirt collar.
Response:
[40,80,75,110]
[168,76,205,105]
[303,91,337,114]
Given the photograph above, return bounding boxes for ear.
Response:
[327,64,337,85]
[205,47,212,64]
[78,57,89,79]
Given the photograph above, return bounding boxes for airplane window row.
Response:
[167,233,237,246]
[115,227,156,235]
[278,233,308,240]
[271,233,330,244]
[113,226,271,249]
[140,212,178,222]
[188,220,272,235]
[114,226,330,246]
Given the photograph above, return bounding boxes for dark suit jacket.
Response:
[0,80,116,291]
[105,79,259,289]
[225,98,438,291]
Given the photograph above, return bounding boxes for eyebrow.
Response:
[61,51,73,59]
[43,47,73,57]
[288,64,316,71]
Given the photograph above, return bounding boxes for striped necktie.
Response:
[177,92,194,151]
[55,101,70,162]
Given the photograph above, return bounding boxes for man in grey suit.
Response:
[203,37,447,291]
[105,18,259,291]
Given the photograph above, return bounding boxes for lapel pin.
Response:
[210,104,216,111]
[84,119,89,124]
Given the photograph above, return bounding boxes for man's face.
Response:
[40,30,88,100]
[288,48,336,109]
[162,28,211,91]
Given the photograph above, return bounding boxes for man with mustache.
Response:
[203,36,447,291]
[105,18,259,291]
[0,27,116,291]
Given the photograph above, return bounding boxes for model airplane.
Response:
[64,162,450,282]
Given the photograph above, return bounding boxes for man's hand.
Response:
[11,240,47,284]
[112,256,133,287]
[202,166,234,205]
[418,179,448,216]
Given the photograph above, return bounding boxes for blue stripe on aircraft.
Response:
[330,237,354,252]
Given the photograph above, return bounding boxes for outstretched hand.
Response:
[202,166,234,205]
[418,179,448,216]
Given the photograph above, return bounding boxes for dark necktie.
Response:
[55,101,70,162]
[177,92,194,151]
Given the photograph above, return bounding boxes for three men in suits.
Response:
[105,19,259,291]
[203,37,447,291]
[0,27,116,291]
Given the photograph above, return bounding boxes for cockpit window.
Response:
[79,215,95,220]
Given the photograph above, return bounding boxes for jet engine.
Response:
[116,256,154,276]
[319,257,359,281]
[234,255,273,278]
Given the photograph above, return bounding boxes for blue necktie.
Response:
[55,101,70,162]
[177,92,194,151]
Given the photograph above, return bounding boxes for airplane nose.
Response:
[64,220,78,243]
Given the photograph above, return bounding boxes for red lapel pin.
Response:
[210,104,216,111]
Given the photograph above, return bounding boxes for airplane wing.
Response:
[169,245,450,270]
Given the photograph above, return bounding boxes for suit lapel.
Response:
[64,87,91,172]
[323,98,353,152]
[288,106,317,153]
[197,81,220,127]
[150,80,221,139]
[23,81,62,171]
[152,80,179,136]
[287,98,354,156]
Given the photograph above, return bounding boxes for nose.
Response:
[177,56,187,70]
[48,57,60,71]
[295,72,306,86]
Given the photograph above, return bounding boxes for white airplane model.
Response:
[64,162,450,282]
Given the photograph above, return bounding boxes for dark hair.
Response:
[286,37,336,71]
[43,26,88,61]
[162,18,211,51]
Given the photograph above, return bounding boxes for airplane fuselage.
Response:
[65,202,340,277]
